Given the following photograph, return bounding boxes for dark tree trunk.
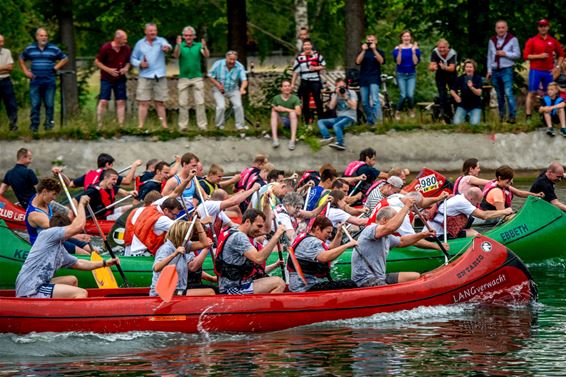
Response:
[227,0,248,68]
[55,0,79,115]
[344,0,365,70]
[467,0,490,74]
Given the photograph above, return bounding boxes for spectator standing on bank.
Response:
[95,30,131,128]
[393,30,420,120]
[486,20,520,124]
[429,39,457,124]
[291,39,326,126]
[450,59,483,125]
[0,34,18,131]
[523,19,564,123]
[173,26,209,131]
[130,23,172,129]
[208,50,248,131]
[19,28,68,132]
[355,34,385,126]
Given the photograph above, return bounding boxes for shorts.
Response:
[528,69,553,92]
[279,116,291,129]
[359,273,400,287]
[307,279,358,291]
[224,281,254,295]
[178,284,220,295]
[550,113,561,124]
[99,79,127,101]
[63,238,88,254]
[26,284,55,298]
[136,77,169,102]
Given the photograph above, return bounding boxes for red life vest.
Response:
[236,167,260,192]
[344,161,366,177]
[480,180,513,210]
[297,170,321,188]
[363,179,386,204]
[84,169,104,191]
[286,232,331,279]
[453,176,464,195]
[123,207,140,247]
[367,196,414,232]
[132,205,166,255]
[213,228,266,281]
[92,185,115,219]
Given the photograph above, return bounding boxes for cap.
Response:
[538,19,550,26]
[386,176,404,189]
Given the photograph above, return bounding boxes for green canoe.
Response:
[1,196,564,288]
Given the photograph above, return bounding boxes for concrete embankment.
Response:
[0,130,564,177]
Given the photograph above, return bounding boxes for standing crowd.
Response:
[0,18,564,143]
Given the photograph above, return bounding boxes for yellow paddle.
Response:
[90,251,118,288]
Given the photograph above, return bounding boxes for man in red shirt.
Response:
[95,30,131,128]
[523,19,564,122]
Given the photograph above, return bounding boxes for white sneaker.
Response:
[288,140,296,150]
[272,139,280,148]
[319,137,335,145]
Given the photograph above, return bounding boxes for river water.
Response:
[1,184,565,376]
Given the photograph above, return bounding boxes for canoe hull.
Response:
[0,236,535,334]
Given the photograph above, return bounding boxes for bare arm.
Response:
[63,197,89,239]
[0,182,8,195]
[317,240,357,263]
[551,199,566,212]
[54,57,69,71]
[120,160,142,186]
[472,207,513,220]
[398,231,433,248]
[219,183,260,210]
[374,202,413,238]
[244,227,285,264]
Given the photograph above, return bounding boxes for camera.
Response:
[339,87,347,94]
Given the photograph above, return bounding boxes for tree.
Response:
[227,0,248,67]
[54,0,79,115]
[344,0,365,70]
[295,0,309,51]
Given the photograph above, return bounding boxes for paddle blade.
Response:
[91,251,118,289]
[156,265,179,302]
[288,247,308,285]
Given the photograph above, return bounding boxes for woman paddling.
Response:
[453,158,490,195]
[480,165,544,211]
[150,220,216,297]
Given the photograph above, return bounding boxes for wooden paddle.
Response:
[86,203,129,287]
[155,214,198,302]
[412,204,450,265]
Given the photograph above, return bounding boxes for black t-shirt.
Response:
[139,171,155,183]
[138,180,161,201]
[430,48,457,84]
[77,185,120,219]
[530,173,557,203]
[198,177,219,196]
[2,164,38,207]
[356,164,381,194]
[452,74,483,111]
[73,173,124,188]
[358,48,386,86]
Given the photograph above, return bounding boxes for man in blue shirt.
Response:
[19,28,68,132]
[208,51,248,131]
[355,35,385,126]
[130,23,172,129]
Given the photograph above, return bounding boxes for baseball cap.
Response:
[538,19,550,26]
[386,176,404,189]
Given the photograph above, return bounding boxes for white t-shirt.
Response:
[128,197,174,255]
[197,200,231,225]
[387,194,414,236]
[276,210,296,231]
[327,207,351,228]
[428,194,476,235]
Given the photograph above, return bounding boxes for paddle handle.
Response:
[412,204,450,263]
[442,199,448,244]
[92,194,133,217]
[86,203,129,287]
[56,172,77,216]
[350,180,363,195]
[303,186,311,211]
[193,177,219,257]
[271,216,287,280]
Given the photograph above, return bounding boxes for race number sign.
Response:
[417,174,439,193]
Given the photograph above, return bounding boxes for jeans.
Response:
[491,67,516,119]
[453,107,481,125]
[360,83,382,124]
[317,116,355,145]
[396,72,416,111]
[213,88,244,129]
[436,76,455,122]
[30,79,56,130]
[0,78,18,129]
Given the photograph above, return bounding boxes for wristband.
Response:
[102,259,107,267]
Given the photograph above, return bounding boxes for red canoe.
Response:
[0,194,113,236]
[0,235,535,334]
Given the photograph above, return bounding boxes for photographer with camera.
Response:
[317,78,357,151]
[355,35,385,126]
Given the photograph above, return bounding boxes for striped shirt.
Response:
[292,51,326,82]
[20,43,67,80]
[208,59,247,93]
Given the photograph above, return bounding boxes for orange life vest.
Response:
[132,205,166,255]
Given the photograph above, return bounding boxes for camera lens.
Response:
[339,87,346,94]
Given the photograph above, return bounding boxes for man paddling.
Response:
[530,162,566,212]
[352,199,434,287]
[215,209,286,294]
[67,153,142,190]
[15,196,119,299]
